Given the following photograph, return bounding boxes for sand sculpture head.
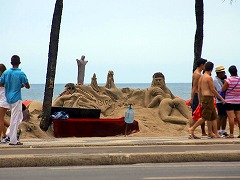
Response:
[151,72,166,88]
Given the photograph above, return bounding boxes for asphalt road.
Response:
[1,162,240,180]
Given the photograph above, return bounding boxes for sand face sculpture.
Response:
[52,71,191,125]
[144,72,191,124]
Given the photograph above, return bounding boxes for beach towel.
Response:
[192,104,202,121]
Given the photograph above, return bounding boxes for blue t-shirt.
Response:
[0,68,28,104]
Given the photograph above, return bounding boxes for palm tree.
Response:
[193,0,204,72]
[40,0,63,131]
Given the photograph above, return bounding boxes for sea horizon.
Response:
[21,83,192,102]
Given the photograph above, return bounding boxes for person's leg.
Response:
[207,120,213,136]
[188,118,205,138]
[2,119,9,137]
[212,119,220,138]
[201,122,207,136]
[0,107,7,139]
[226,110,235,137]
[6,101,23,145]
[235,111,240,138]
[221,116,228,135]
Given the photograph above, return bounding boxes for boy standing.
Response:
[190,58,207,136]
[0,55,30,145]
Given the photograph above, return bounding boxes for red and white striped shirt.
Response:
[225,76,240,104]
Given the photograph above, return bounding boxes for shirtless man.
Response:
[190,58,207,136]
[189,61,225,138]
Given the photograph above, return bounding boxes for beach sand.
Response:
[5,100,235,139]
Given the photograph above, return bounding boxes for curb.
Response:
[1,151,240,167]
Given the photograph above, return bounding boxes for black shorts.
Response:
[225,103,240,111]
[191,93,199,114]
[216,103,227,116]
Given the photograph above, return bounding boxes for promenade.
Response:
[1,136,240,167]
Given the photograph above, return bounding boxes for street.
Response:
[1,162,240,180]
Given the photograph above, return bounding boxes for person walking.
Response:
[190,58,207,137]
[222,65,240,138]
[214,65,228,137]
[0,64,10,143]
[189,61,225,139]
[0,55,30,145]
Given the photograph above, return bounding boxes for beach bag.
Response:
[217,78,240,101]
[192,104,202,121]
[217,90,226,100]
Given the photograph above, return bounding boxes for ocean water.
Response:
[21,83,192,102]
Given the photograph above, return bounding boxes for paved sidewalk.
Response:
[1,136,240,167]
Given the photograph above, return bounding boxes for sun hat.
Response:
[215,65,225,72]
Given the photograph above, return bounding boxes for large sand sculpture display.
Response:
[53,71,191,125]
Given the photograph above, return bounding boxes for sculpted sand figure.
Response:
[103,70,122,101]
[76,55,88,85]
[145,72,191,124]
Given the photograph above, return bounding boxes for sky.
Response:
[0,0,240,84]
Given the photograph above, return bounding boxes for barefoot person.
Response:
[190,58,207,136]
[0,55,30,145]
[189,61,225,139]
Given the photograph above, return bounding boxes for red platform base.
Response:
[52,117,140,138]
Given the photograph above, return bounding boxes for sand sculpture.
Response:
[76,55,88,84]
[52,71,191,125]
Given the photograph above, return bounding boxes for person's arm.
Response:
[23,82,30,89]
[190,74,200,104]
[222,80,228,92]
[197,76,202,105]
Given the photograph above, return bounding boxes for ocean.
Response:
[21,83,192,102]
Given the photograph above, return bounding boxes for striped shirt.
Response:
[225,76,240,104]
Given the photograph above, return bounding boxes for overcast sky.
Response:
[0,0,239,84]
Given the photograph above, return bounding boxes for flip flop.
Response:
[225,135,234,138]
[9,142,23,145]
[188,134,201,139]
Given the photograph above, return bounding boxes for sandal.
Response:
[225,135,234,138]
[188,134,201,139]
[9,141,23,145]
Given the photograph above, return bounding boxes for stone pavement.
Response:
[1,136,240,167]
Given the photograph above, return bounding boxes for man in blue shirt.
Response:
[0,55,30,145]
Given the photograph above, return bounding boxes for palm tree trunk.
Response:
[40,0,63,131]
[193,0,204,72]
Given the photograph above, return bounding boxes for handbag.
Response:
[217,90,225,100]
[217,77,240,100]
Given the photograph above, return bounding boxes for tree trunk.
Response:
[193,0,204,72]
[40,0,63,131]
